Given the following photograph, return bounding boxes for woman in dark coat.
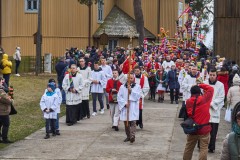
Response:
[167,64,180,104]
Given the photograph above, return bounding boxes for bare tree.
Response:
[36,0,42,75]
[133,0,145,46]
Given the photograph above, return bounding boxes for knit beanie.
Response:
[190,85,201,95]
[233,74,240,86]
[47,82,56,92]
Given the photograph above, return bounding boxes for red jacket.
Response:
[106,79,122,103]
[122,60,137,74]
[186,84,214,135]
[147,62,160,72]
[217,74,229,95]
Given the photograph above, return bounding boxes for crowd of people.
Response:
[1,42,240,158]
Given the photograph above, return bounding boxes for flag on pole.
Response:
[178,7,191,19]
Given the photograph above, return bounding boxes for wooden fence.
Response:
[7,56,59,73]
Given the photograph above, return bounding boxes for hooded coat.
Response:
[186,84,214,135]
[217,72,229,96]
[1,54,12,74]
[227,74,240,109]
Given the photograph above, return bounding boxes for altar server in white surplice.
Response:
[117,73,141,143]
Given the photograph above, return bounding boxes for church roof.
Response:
[93,6,156,39]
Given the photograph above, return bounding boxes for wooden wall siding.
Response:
[215,18,240,63]
[215,0,240,17]
[214,0,240,64]
[116,0,184,38]
[1,0,38,36]
[1,0,185,57]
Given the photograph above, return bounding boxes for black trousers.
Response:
[0,115,10,140]
[150,86,156,99]
[170,88,179,102]
[15,60,21,74]
[137,109,143,125]
[81,100,90,118]
[178,101,188,120]
[208,123,219,150]
[76,103,82,121]
[46,119,56,134]
[66,104,78,124]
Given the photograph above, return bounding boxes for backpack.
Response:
[180,96,209,134]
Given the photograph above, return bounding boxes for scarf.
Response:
[233,122,240,136]
[46,91,55,96]
[69,72,76,89]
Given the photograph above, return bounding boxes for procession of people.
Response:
[47,35,240,151]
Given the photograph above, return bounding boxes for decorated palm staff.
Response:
[126,49,134,128]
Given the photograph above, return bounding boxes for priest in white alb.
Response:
[117,73,142,143]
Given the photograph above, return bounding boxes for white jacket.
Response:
[40,92,58,119]
[13,49,21,61]
[117,84,142,121]
[178,69,189,93]
[44,88,62,113]
[181,74,197,101]
[62,73,83,105]
[78,66,91,100]
[204,80,225,123]
[162,60,175,72]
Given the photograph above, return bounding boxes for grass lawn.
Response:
[0,74,66,149]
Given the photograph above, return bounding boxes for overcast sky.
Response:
[203,0,214,49]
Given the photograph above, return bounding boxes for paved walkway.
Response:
[0,97,230,160]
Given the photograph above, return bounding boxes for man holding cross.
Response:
[117,73,142,143]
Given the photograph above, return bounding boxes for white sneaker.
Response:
[16,74,20,77]
[92,112,97,116]
[100,109,104,114]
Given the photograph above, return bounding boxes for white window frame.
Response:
[97,0,104,23]
[25,0,39,13]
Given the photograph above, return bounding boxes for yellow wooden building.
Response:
[0,0,186,57]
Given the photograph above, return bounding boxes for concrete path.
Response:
[0,97,230,160]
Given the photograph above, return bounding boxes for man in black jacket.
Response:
[55,57,68,103]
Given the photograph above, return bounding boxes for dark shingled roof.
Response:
[93,6,156,39]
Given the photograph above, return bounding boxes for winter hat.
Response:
[16,46,21,50]
[190,85,201,95]
[233,74,240,86]
[47,82,56,92]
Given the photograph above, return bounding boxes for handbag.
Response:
[224,107,232,122]
[180,96,209,134]
[9,103,17,115]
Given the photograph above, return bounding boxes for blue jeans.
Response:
[3,74,10,87]
[55,114,59,130]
